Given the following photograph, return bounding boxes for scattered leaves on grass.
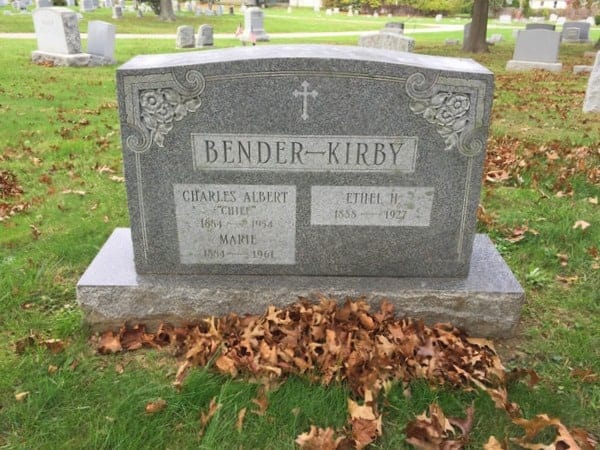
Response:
[511,414,597,450]
[96,298,595,448]
[145,398,167,414]
[0,169,23,198]
[405,402,474,450]
[570,368,599,383]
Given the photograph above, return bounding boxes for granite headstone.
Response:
[358,31,415,52]
[383,22,404,33]
[176,25,195,48]
[526,23,555,31]
[78,45,525,337]
[87,20,115,62]
[241,7,268,42]
[32,7,81,54]
[196,24,213,47]
[112,4,122,18]
[506,29,562,72]
[561,21,591,42]
[583,52,600,113]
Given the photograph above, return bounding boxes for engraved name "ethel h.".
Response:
[191,133,418,173]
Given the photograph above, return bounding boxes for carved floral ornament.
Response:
[405,72,484,157]
[124,69,205,153]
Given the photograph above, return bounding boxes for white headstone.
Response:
[87,20,115,61]
[216,4,223,15]
[36,0,52,7]
[103,0,112,7]
[33,7,81,54]
[435,14,442,21]
[549,13,558,22]
[325,8,331,15]
[242,7,268,42]
[585,16,595,25]
[556,17,566,26]
[583,52,600,113]
[499,14,511,23]
[176,25,195,48]
[65,0,74,6]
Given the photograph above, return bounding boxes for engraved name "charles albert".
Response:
[191,134,418,173]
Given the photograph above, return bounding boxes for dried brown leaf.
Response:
[97,331,122,354]
[145,398,167,414]
[15,391,29,402]
[295,425,343,450]
[236,407,247,432]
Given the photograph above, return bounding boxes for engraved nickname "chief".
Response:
[191,133,418,173]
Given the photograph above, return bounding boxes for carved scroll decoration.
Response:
[122,69,205,153]
[406,72,484,157]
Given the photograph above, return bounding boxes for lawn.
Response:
[0,12,599,450]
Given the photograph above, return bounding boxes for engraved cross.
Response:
[292,81,318,121]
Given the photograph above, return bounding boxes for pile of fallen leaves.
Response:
[97,297,597,449]
[0,169,28,222]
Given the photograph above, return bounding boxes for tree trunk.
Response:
[159,0,175,21]
[462,0,489,53]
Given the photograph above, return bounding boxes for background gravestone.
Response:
[32,7,81,54]
[526,23,555,31]
[583,52,600,113]
[358,31,415,52]
[561,22,591,42]
[112,4,122,18]
[176,25,195,48]
[196,24,213,47]
[242,7,269,42]
[383,22,404,34]
[78,45,524,338]
[506,29,562,72]
[87,20,116,63]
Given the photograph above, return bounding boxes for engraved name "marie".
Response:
[191,133,418,173]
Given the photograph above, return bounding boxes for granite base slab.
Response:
[31,50,115,67]
[506,60,563,72]
[77,228,525,338]
[573,65,593,74]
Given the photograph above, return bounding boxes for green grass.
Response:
[1,17,599,449]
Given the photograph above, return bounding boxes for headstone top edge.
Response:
[33,6,74,13]
[117,44,493,76]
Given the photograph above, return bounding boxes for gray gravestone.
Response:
[176,25,195,48]
[112,4,122,18]
[463,22,471,42]
[506,29,562,72]
[36,0,52,7]
[242,7,269,42]
[196,24,213,47]
[383,22,404,33]
[561,22,591,42]
[526,23,555,31]
[65,0,74,5]
[358,31,415,52]
[87,20,115,62]
[32,7,81,54]
[78,45,524,337]
[583,52,600,113]
[80,0,94,11]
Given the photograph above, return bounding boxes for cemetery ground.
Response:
[0,17,599,449]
